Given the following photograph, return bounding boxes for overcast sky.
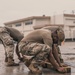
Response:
[0,0,75,26]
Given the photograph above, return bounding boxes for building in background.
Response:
[4,14,75,41]
[4,15,50,36]
[33,24,64,30]
[51,14,75,41]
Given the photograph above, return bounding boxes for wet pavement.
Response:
[0,42,75,75]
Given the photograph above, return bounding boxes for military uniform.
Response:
[18,29,54,73]
[0,26,24,66]
[19,27,65,73]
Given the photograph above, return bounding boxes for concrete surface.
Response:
[0,42,75,75]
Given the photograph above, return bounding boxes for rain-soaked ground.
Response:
[0,42,75,75]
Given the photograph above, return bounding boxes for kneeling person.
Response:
[18,28,66,74]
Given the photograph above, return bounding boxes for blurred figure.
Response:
[0,26,24,66]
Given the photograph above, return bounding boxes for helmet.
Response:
[42,26,65,45]
[57,28,65,45]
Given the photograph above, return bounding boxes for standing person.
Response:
[18,28,66,74]
[0,26,24,66]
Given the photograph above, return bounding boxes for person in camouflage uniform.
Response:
[0,26,24,66]
[18,28,66,74]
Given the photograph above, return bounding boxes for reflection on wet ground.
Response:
[0,42,75,75]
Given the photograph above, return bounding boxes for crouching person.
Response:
[18,29,67,74]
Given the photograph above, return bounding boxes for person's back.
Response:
[19,28,67,74]
[5,27,24,42]
[21,29,53,47]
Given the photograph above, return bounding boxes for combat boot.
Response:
[5,57,14,62]
[6,58,19,66]
[28,62,42,74]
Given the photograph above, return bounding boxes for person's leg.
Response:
[19,42,66,73]
[57,45,68,67]
[18,42,42,73]
[42,44,64,68]
[33,44,67,73]
[16,43,24,62]
[25,44,51,74]
[0,32,19,66]
[57,46,64,63]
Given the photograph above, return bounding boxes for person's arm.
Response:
[52,44,62,67]
[16,43,24,62]
[42,31,62,67]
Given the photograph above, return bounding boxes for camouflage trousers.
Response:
[0,27,14,61]
[55,44,63,62]
[19,41,51,63]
